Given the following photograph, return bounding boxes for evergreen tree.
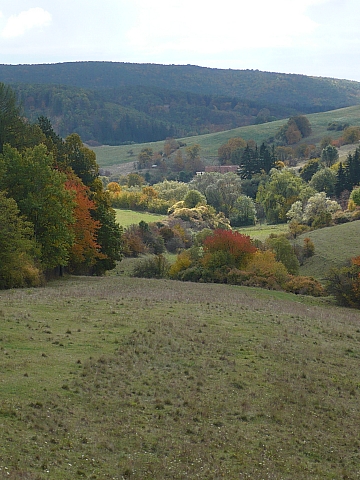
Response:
[335,162,347,197]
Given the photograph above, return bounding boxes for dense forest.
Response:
[2,62,360,145]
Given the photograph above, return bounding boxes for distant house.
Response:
[204,165,239,174]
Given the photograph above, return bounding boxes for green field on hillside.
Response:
[92,105,360,169]
[1,275,360,479]
[298,220,360,281]
[115,209,166,227]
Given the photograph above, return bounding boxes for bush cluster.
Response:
[122,220,192,257]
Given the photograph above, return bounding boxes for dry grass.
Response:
[1,276,360,479]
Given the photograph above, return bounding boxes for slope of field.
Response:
[115,209,166,226]
[298,220,360,280]
[92,105,360,170]
[1,275,360,479]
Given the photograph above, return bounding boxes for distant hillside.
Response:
[92,105,360,169]
[298,221,360,281]
[3,62,360,144]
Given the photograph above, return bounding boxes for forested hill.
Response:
[2,62,360,108]
[2,62,360,145]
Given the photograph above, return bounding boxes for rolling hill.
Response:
[92,104,360,170]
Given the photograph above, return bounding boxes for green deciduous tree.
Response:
[309,167,337,196]
[256,169,306,224]
[0,144,75,270]
[266,235,299,275]
[0,191,41,288]
[229,195,257,227]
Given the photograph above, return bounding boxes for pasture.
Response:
[115,209,166,227]
[1,275,360,478]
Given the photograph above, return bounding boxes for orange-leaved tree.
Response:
[202,229,257,270]
[65,173,105,273]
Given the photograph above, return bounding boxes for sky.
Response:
[1,0,360,81]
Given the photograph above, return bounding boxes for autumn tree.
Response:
[137,147,154,169]
[218,137,246,164]
[203,229,257,270]
[65,173,105,273]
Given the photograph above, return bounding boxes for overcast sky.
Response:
[1,0,360,81]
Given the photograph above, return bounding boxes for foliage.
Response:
[274,115,312,146]
[152,179,189,202]
[168,202,230,230]
[309,167,337,196]
[203,229,257,269]
[0,144,75,270]
[237,143,276,179]
[65,173,105,273]
[284,275,325,296]
[342,126,360,144]
[256,168,306,224]
[218,137,247,164]
[321,145,339,167]
[266,235,300,275]
[132,254,170,279]
[349,186,360,206]
[200,172,243,217]
[183,189,206,208]
[0,191,42,288]
[229,195,257,227]
[243,250,288,286]
[287,192,341,228]
[326,257,360,307]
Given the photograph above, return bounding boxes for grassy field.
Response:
[115,209,166,227]
[298,220,360,281]
[237,223,289,241]
[1,274,360,479]
[92,105,360,169]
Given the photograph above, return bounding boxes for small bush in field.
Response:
[169,251,193,278]
[132,255,170,279]
[284,275,325,297]
[326,256,360,307]
[303,237,315,258]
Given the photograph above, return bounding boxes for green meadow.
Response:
[115,209,166,227]
[1,266,360,478]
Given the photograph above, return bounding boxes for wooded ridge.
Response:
[2,62,360,145]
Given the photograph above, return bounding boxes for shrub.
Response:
[266,235,300,275]
[284,276,325,297]
[132,255,170,279]
[326,259,360,307]
[169,251,193,278]
[203,229,257,269]
[303,237,315,258]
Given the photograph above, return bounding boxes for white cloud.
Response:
[1,7,52,39]
[126,0,327,56]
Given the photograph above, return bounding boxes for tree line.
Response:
[0,83,123,289]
